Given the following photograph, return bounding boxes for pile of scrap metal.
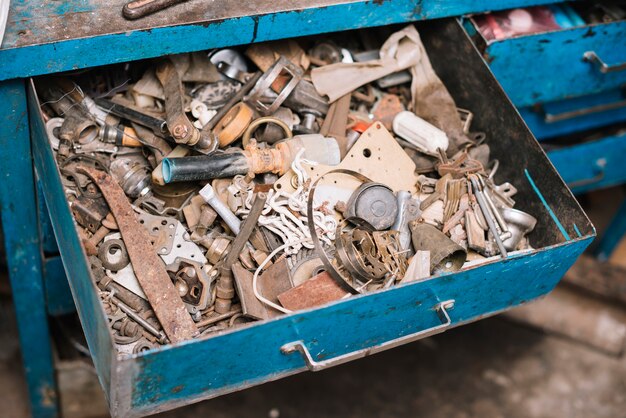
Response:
[37,25,537,352]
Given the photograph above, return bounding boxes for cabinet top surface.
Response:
[2,0,351,50]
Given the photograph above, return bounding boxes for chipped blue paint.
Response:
[123,236,592,416]
[29,81,115,403]
[1,0,556,81]
[524,169,570,241]
[0,80,59,417]
[479,20,626,107]
[547,131,626,195]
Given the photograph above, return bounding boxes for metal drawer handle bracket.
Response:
[281,300,455,372]
[583,51,626,74]
[567,158,606,189]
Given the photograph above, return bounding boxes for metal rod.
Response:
[470,176,508,257]
[112,297,167,343]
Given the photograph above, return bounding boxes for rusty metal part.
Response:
[60,115,99,144]
[372,230,408,280]
[155,60,218,153]
[409,220,466,274]
[242,116,293,148]
[83,223,111,256]
[320,93,350,157]
[155,60,200,145]
[77,166,197,343]
[110,297,167,344]
[195,308,242,329]
[437,152,484,179]
[278,271,349,311]
[98,238,130,271]
[233,260,291,320]
[205,237,231,264]
[215,192,268,314]
[372,93,405,130]
[252,107,298,144]
[71,195,109,233]
[336,227,392,283]
[166,259,213,314]
[213,102,254,147]
[244,57,303,116]
[94,98,168,137]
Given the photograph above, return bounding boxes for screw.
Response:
[172,124,189,139]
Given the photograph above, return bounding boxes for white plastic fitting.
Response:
[199,184,241,234]
[392,111,449,155]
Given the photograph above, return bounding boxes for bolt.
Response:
[172,124,189,139]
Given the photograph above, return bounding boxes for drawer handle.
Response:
[583,51,626,74]
[544,99,626,123]
[567,159,606,189]
[281,300,454,372]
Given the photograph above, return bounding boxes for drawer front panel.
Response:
[123,240,590,417]
[30,19,594,418]
[483,21,626,107]
[547,133,626,194]
[519,89,626,141]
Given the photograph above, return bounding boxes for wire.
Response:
[252,238,313,314]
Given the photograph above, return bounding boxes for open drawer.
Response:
[464,9,626,107]
[28,19,594,418]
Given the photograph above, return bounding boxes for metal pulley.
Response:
[345,182,398,230]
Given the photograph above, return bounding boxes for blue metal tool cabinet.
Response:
[463,8,626,260]
[0,1,593,417]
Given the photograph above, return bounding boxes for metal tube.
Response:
[162,152,250,183]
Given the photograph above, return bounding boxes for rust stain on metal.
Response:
[77,166,197,343]
[277,271,350,311]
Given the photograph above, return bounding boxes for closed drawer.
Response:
[519,89,626,141]
[547,131,626,194]
[28,19,594,418]
[464,15,626,107]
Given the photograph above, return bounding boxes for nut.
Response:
[172,124,189,139]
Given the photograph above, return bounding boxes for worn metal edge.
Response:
[28,78,117,402]
[0,0,559,81]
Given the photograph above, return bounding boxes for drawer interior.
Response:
[29,18,594,417]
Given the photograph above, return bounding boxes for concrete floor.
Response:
[1,296,626,418]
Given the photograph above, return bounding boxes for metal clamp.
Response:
[583,51,626,74]
[281,300,454,372]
